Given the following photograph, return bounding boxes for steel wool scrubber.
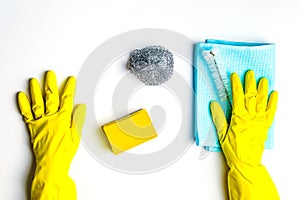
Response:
[128,46,174,85]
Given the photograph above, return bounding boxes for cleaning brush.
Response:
[202,49,232,107]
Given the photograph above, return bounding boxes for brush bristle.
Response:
[202,50,230,102]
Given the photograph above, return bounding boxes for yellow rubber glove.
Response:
[17,70,86,200]
[210,70,279,200]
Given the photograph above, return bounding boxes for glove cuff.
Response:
[31,171,77,200]
[228,164,280,200]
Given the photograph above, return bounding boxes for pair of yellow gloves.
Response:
[17,70,279,199]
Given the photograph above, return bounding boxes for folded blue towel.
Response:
[193,39,276,152]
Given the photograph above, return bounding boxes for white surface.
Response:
[1,0,299,199]
[93,54,189,155]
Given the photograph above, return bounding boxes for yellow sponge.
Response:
[102,109,157,155]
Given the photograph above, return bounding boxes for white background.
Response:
[1,0,300,199]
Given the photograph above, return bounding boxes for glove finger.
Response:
[256,78,269,113]
[45,70,59,115]
[231,73,245,113]
[60,76,76,113]
[17,92,34,122]
[71,104,86,141]
[210,101,228,142]
[245,70,257,115]
[266,91,278,124]
[30,78,45,119]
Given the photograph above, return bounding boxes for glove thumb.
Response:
[72,104,86,139]
[210,101,228,142]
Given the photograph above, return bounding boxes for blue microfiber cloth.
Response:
[193,39,276,152]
